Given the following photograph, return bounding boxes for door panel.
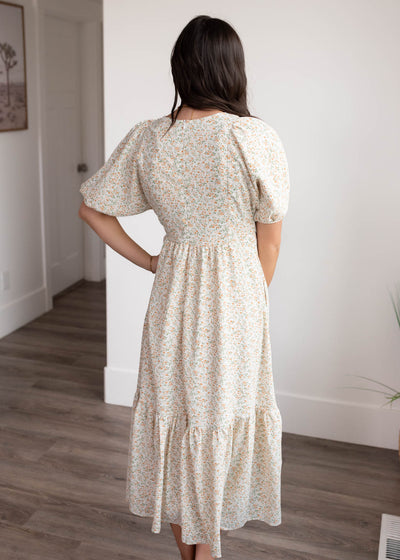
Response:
[44,15,84,295]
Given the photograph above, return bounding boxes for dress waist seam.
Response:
[163,234,257,249]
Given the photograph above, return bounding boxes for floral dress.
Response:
[79,111,290,558]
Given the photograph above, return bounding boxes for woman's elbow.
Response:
[78,201,91,220]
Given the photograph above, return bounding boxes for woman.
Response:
[79,14,290,560]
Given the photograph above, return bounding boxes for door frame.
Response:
[37,0,104,311]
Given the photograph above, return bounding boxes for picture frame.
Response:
[0,0,28,132]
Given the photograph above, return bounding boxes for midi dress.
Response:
[79,111,290,559]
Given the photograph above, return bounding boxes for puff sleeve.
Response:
[232,118,290,224]
[79,120,152,216]
[253,124,290,223]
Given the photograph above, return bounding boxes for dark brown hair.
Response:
[166,15,258,131]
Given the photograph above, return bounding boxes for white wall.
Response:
[106,0,400,449]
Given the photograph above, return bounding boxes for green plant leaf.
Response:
[343,374,399,394]
[338,385,393,397]
[388,283,400,329]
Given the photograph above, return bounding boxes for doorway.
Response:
[38,0,104,309]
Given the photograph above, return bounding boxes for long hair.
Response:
[166,15,259,132]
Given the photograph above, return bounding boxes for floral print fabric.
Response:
[79,112,290,558]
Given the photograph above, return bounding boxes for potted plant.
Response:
[342,283,400,455]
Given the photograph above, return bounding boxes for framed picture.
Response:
[0,1,27,132]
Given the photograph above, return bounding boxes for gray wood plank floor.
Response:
[0,280,397,559]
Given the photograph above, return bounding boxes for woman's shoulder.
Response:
[230,114,279,138]
[128,118,154,134]
[114,119,153,146]
[228,115,288,167]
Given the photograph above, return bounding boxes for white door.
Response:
[44,15,85,296]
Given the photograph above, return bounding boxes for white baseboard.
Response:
[278,390,400,451]
[104,365,139,407]
[104,366,400,451]
[0,286,47,338]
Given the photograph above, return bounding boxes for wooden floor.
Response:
[0,280,398,559]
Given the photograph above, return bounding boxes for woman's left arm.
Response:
[79,201,158,272]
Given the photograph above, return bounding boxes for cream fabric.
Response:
[80,112,290,558]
